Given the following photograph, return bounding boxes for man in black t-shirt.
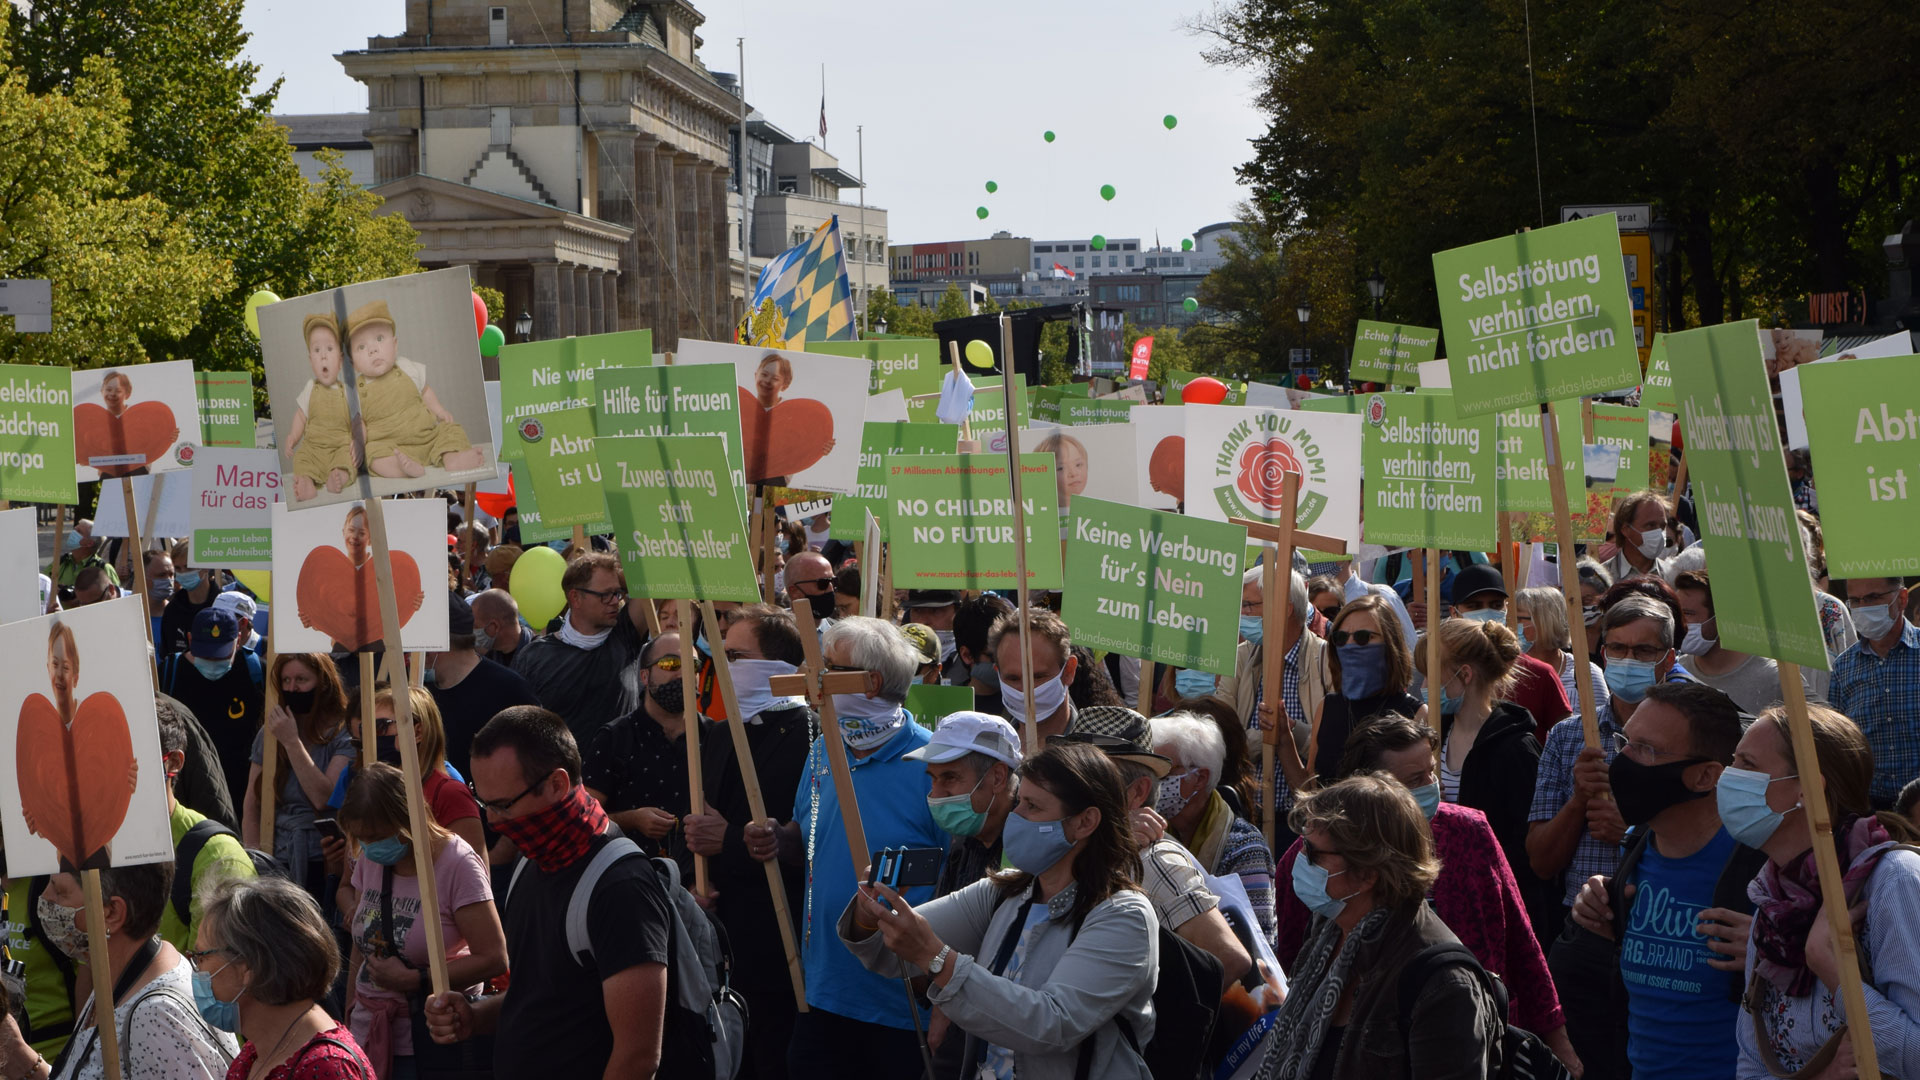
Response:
[514,553,649,748]
[425,705,672,1078]
[583,632,704,858]
[426,593,543,778]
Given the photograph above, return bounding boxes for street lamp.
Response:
[1295,299,1314,386]
[875,316,888,335]
[514,310,534,340]
[1648,214,1677,333]
[1365,266,1386,318]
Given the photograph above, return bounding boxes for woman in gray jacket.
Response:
[840,741,1156,1079]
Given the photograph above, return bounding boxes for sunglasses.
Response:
[1319,606,1341,621]
[1329,629,1382,647]
[649,655,684,672]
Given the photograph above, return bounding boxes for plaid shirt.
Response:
[1529,703,1623,908]
[1831,621,1920,802]
[1249,636,1308,822]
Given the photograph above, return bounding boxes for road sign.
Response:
[1561,204,1653,231]
[0,279,50,333]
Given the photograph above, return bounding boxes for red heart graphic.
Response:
[74,401,178,477]
[738,388,835,483]
[296,546,424,650]
[1149,436,1186,501]
[16,693,135,871]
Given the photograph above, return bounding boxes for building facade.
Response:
[1031,238,1141,277]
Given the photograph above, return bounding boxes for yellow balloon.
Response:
[231,569,271,605]
[964,340,995,369]
[509,545,569,628]
[243,289,281,339]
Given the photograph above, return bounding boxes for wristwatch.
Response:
[927,945,953,975]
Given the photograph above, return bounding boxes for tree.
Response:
[866,288,934,338]
[0,52,228,366]
[931,284,971,323]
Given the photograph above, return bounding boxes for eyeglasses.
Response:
[184,947,227,963]
[826,663,865,674]
[1329,629,1381,647]
[1602,643,1669,663]
[1301,839,1346,866]
[1611,732,1699,765]
[469,776,547,814]
[648,655,684,672]
[1850,589,1900,607]
[572,586,627,606]
[1240,600,1263,615]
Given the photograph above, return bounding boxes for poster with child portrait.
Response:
[675,338,870,494]
[259,267,497,508]
[71,360,197,483]
[269,498,450,653]
[1017,423,1139,526]
[0,596,172,876]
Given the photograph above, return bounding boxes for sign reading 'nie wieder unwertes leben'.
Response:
[1432,213,1642,417]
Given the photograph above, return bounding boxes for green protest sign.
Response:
[507,462,610,544]
[1061,496,1244,675]
[1294,394,1363,415]
[1799,355,1920,577]
[1432,213,1641,416]
[597,433,759,601]
[1350,320,1441,386]
[1360,392,1495,549]
[886,453,1062,589]
[1589,403,1649,497]
[194,371,255,447]
[1668,320,1826,668]
[497,329,651,462]
[1030,386,1067,424]
[0,364,75,505]
[1061,398,1133,426]
[808,339,946,398]
[591,363,745,516]
[906,683,975,729]
[829,421,959,541]
[517,406,606,531]
[1165,370,1245,406]
[1640,334,1676,415]
[1494,402,1585,512]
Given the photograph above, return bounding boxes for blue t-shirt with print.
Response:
[1621,826,1740,1079]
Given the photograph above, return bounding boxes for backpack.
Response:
[1397,942,1568,1080]
[1059,900,1222,1080]
[508,837,748,1080]
[171,818,287,927]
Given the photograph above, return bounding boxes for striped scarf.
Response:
[1253,907,1392,1080]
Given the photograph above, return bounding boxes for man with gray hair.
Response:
[1217,566,1327,846]
[742,616,946,1076]
[1152,710,1278,944]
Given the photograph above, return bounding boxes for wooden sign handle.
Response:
[1777,663,1881,1078]
[260,642,279,853]
[82,869,122,1080]
[1000,316,1040,754]
[699,601,808,1013]
[361,498,451,999]
[1258,473,1299,845]
[122,482,156,690]
[1137,660,1155,719]
[1425,548,1442,704]
[461,483,479,591]
[47,504,66,587]
[1541,403,1601,748]
[1499,514,1517,629]
[789,599,871,881]
[677,599,709,897]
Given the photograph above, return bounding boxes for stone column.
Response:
[602,271,621,335]
[692,162,717,341]
[585,269,604,335]
[593,128,645,329]
[673,152,704,342]
[573,266,593,337]
[706,166,731,339]
[555,261,575,338]
[651,142,682,349]
[532,261,563,342]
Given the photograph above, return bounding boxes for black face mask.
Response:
[806,590,836,620]
[648,678,686,715]
[281,689,317,715]
[375,734,403,767]
[1608,752,1710,826]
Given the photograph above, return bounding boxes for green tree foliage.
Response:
[932,283,972,323]
[8,0,420,382]
[866,288,935,338]
[1195,0,1919,331]
[0,52,227,366]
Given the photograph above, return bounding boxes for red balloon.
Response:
[1296,374,1313,390]
[1181,376,1230,405]
[472,292,489,339]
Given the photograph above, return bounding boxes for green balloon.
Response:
[976,206,989,220]
[985,181,998,194]
[1099,184,1116,201]
[1183,297,1199,313]
[1163,114,1178,130]
[1181,238,1194,251]
[1091,235,1106,251]
[1043,130,1056,143]
[479,323,506,357]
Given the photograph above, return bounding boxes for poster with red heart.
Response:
[71,360,197,484]
[674,339,870,494]
[268,498,450,653]
[258,267,497,509]
[1131,405,1187,512]
[0,595,172,876]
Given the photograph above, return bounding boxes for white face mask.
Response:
[1679,622,1716,656]
[730,658,801,722]
[1637,529,1667,560]
[1000,668,1068,720]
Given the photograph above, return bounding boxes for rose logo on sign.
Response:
[174,444,196,467]
[1235,439,1303,511]
[1367,395,1387,426]
[518,418,545,443]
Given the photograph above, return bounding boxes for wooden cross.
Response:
[774,600,873,881]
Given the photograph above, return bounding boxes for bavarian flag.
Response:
[744,215,856,348]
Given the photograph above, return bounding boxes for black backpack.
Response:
[1071,911,1223,1080]
[171,818,287,927]
[1397,942,1569,1080]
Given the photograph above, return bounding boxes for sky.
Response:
[239,0,1267,248]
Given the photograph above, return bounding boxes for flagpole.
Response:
[857,124,868,337]
[819,63,827,152]
[738,37,751,336]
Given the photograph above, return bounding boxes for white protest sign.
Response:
[94,472,192,540]
[0,507,40,624]
[1779,332,1915,450]
[189,448,284,569]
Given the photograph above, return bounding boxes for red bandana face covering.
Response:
[491,783,608,873]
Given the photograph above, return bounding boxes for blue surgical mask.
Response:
[62,529,83,553]
[1603,657,1659,704]
[361,836,410,866]
[1409,782,1442,819]
[176,571,203,592]
[1715,766,1800,848]
[1430,670,1466,715]
[1516,626,1533,654]
[1001,811,1075,875]
[1291,849,1355,919]
[1337,642,1388,699]
[1239,615,1265,645]
[928,773,989,838]
[1173,668,1216,699]
[190,655,234,681]
[191,964,242,1032]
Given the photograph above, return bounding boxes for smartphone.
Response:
[314,817,347,844]
[869,847,945,891]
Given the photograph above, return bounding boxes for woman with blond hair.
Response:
[1514,585,1607,739]
[1728,704,1920,1078]
[245,652,354,900]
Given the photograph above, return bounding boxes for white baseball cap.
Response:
[906,711,1023,770]
[211,590,257,622]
